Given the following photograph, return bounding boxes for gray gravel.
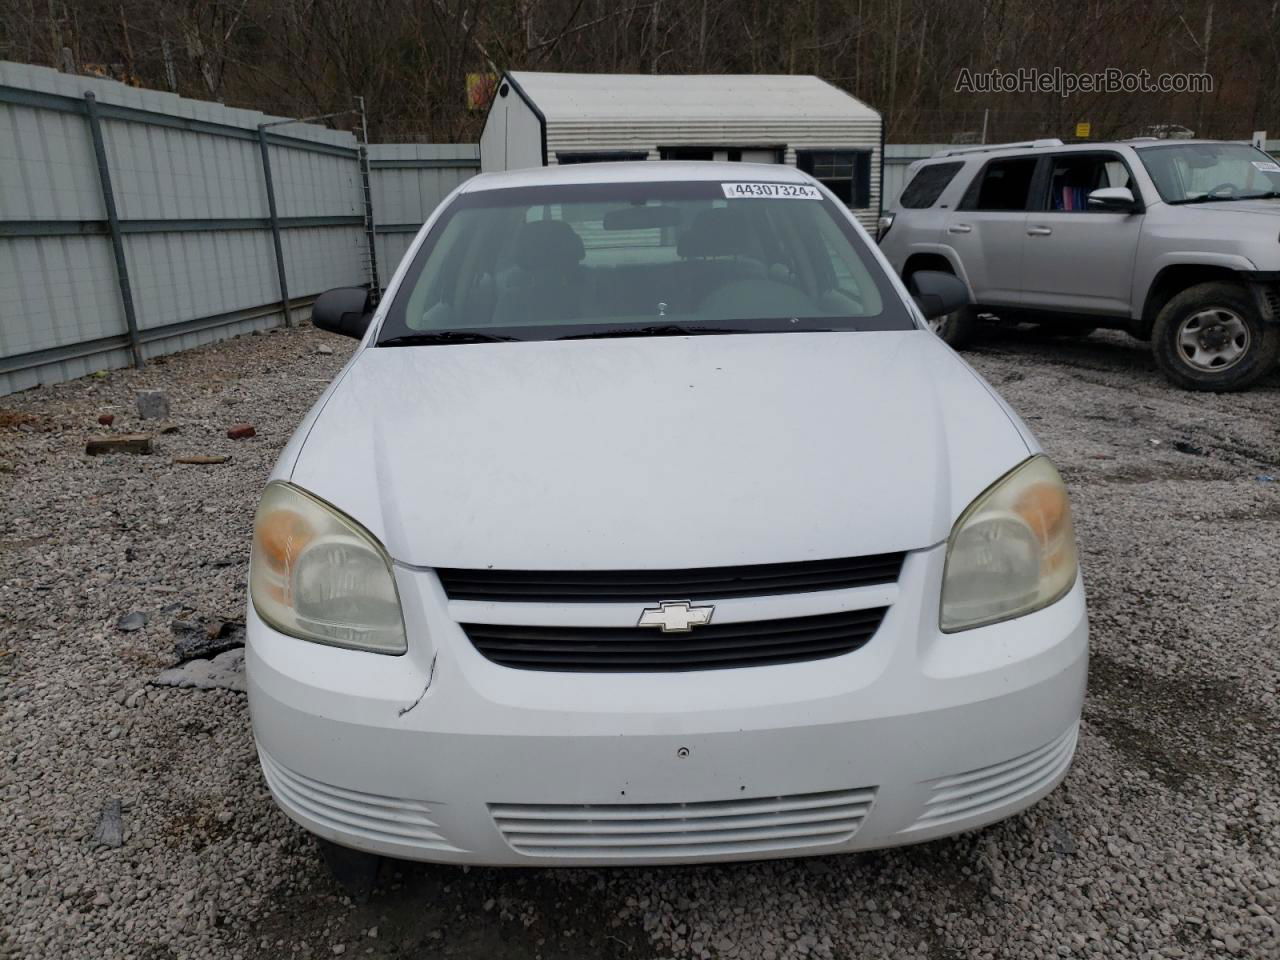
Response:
[1,323,1277,960]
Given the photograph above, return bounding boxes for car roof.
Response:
[461,160,813,193]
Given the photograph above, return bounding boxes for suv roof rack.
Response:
[930,138,1064,158]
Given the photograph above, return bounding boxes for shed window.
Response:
[796,150,872,208]
[899,161,964,209]
[557,151,649,164]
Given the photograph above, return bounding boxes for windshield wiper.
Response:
[1170,194,1239,204]
[556,324,747,340]
[379,331,522,346]
[1240,191,1280,200]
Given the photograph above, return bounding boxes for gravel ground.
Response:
[1,323,1277,960]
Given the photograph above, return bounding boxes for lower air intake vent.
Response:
[490,788,877,860]
[904,723,1078,832]
[463,607,887,672]
[258,749,461,854]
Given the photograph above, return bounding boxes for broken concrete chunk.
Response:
[317,344,335,355]
[86,434,152,456]
[172,455,230,465]
[171,618,245,663]
[152,648,246,693]
[92,799,124,848]
[226,423,256,440]
[116,611,147,632]
[135,390,170,419]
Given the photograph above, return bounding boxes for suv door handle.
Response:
[947,224,972,234]
[1027,226,1053,236]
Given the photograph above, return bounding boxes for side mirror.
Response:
[312,287,373,339]
[908,270,969,320]
[1087,186,1137,212]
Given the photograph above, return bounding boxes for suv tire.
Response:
[1152,282,1280,392]
[906,268,977,348]
[928,305,978,348]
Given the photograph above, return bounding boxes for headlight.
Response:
[250,482,406,654]
[940,455,1078,632]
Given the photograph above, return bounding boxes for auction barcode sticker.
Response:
[722,182,822,200]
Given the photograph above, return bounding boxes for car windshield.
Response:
[1136,142,1280,204]
[377,179,911,344]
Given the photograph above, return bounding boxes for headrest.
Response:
[677,208,755,259]
[512,219,585,271]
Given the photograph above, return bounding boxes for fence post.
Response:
[355,97,381,299]
[84,92,144,368]
[256,126,293,327]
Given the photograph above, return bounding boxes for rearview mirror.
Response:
[312,287,373,339]
[1087,186,1136,212]
[908,270,969,321]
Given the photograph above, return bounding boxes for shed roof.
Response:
[506,72,880,124]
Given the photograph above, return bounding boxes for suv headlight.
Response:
[940,456,1078,632]
[250,482,407,654]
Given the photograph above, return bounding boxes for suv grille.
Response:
[463,607,887,672]
[437,553,904,603]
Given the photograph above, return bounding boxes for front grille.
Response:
[903,723,1078,833]
[463,607,887,672]
[490,787,877,860]
[437,553,905,603]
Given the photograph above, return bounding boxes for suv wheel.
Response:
[908,271,977,348]
[927,306,977,347]
[1152,282,1280,391]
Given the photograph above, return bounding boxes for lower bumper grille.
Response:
[905,723,1078,832]
[490,788,877,860]
[258,749,462,853]
[463,607,888,672]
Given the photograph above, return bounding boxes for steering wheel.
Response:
[1205,182,1239,197]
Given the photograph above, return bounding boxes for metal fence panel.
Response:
[368,143,479,282]
[0,59,369,395]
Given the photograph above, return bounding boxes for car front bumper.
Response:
[247,544,1088,866]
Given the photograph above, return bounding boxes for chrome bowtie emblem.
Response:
[637,600,715,633]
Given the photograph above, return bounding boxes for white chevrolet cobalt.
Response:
[247,162,1087,888]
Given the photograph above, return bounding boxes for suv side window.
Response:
[961,157,1039,211]
[899,161,964,208]
[1044,153,1136,211]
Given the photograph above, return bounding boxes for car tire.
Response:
[904,268,977,348]
[1152,282,1280,392]
[316,837,384,902]
[927,304,978,348]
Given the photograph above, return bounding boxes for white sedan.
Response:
[246,161,1087,889]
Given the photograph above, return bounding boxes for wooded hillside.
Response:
[2,0,1274,143]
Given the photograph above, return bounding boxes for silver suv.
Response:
[878,138,1280,391]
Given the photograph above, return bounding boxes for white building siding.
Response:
[546,117,883,231]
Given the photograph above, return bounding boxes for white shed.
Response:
[480,72,884,230]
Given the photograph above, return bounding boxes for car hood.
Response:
[290,331,1032,569]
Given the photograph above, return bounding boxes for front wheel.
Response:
[921,297,978,348]
[1152,282,1280,392]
